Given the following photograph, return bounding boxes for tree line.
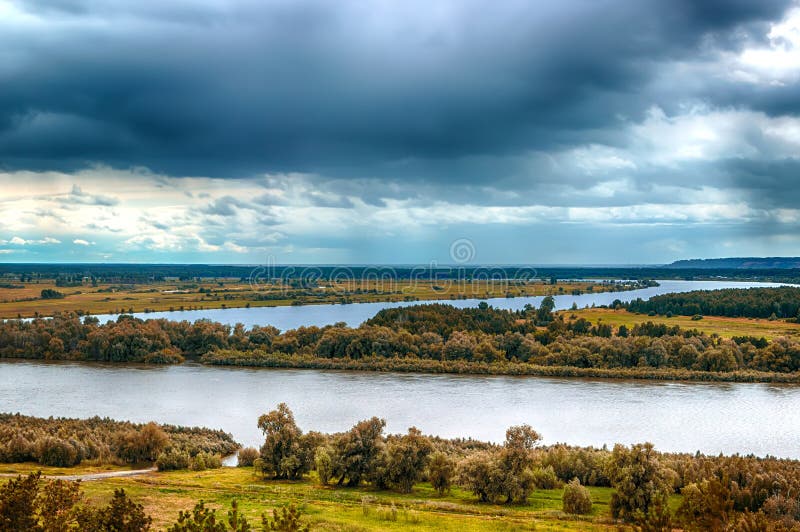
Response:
[0,413,238,468]
[4,302,800,377]
[626,286,800,320]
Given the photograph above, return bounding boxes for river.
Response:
[1,360,799,458]
[92,279,794,330]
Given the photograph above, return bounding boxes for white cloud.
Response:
[3,235,61,245]
[735,7,800,85]
[73,239,92,246]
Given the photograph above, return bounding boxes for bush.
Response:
[35,437,80,467]
[156,449,190,471]
[562,478,592,514]
[314,447,333,485]
[189,452,222,471]
[237,447,259,467]
[531,465,560,489]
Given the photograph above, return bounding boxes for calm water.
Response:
[94,280,793,330]
[1,360,799,458]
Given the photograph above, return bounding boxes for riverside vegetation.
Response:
[5,293,800,381]
[3,405,800,530]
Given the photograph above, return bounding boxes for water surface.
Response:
[1,360,798,458]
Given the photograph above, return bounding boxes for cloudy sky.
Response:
[1,0,800,264]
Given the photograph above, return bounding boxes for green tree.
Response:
[607,443,670,528]
[77,488,152,532]
[330,417,386,487]
[382,427,433,493]
[428,453,456,495]
[261,504,309,532]
[536,296,556,324]
[256,404,318,480]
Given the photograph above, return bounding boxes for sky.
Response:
[1,0,800,264]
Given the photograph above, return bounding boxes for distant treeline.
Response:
[0,413,238,467]
[5,303,800,378]
[626,286,800,319]
[2,262,800,283]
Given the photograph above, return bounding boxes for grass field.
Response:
[70,467,642,531]
[0,279,639,319]
[562,308,800,340]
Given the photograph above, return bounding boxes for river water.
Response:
[1,360,799,458]
[93,280,794,330]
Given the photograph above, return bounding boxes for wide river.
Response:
[3,279,798,458]
[2,360,799,458]
[94,279,794,330]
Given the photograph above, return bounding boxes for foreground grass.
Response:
[78,467,630,531]
[0,461,135,477]
[564,308,800,339]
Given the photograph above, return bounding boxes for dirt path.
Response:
[0,467,156,482]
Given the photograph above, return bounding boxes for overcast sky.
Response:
[1,0,800,264]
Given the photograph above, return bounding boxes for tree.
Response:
[37,478,83,531]
[381,427,433,493]
[607,443,670,528]
[428,453,456,495]
[77,488,152,532]
[330,417,386,487]
[536,296,555,324]
[237,447,259,467]
[261,504,309,532]
[256,404,317,480]
[116,423,169,463]
[0,472,40,531]
[457,426,540,504]
[677,474,734,532]
[168,499,251,532]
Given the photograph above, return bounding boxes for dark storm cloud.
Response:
[0,0,794,180]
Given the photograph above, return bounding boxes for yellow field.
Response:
[0,279,634,319]
[562,308,800,339]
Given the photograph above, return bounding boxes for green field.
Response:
[71,467,636,531]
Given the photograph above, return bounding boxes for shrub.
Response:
[562,478,592,514]
[261,504,310,532]
[189,452,222,471]
[531,465,560,489]
[314,447,333,485]
[36,437,80,467]
[156,449,190,471]
[237,447,259,467]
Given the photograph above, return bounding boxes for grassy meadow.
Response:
[562,307,800,339]
[71,467,634,531]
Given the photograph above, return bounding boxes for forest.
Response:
[3,405,800,530]
[4,302,800,379]
[626,286,800,319]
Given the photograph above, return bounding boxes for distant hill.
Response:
[668,257,800,269]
